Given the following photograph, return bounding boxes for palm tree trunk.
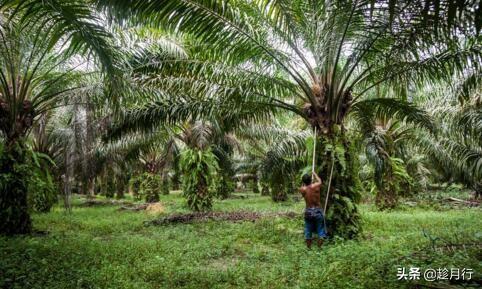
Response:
[271,180,288,202]
[0,140,32,235]
[161,170,170,195]
[63,139,73,212]
[318,129,361,239]
[73,101,84,194]
[103,166,116,199]
[375,174,398,210]
[473,182,482,200]
[116,179,125,199]
[192,176,211,211]
[252,176,260,194]
[87,179,95,199]
[84,99,95,197]
[184,172,212,211]
[171,172,180,190]
[261,183,270,196]
[216,174,233,199]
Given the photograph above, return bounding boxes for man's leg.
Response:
[304,219,313,249]
[315,216,327,247]
[316,238,323,247]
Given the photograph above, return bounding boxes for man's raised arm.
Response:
[312,172,322,187]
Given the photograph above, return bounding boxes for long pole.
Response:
[323,145,335,235]
[324,158,334,215]
[311,127,317,178]
[312,127,333,235]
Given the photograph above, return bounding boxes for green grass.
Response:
[1,192,480,289]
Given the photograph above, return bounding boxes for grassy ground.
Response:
[1,191,480,289]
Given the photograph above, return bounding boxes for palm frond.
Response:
[105,91,280,140]
[6,0,121,75]
[416,133,482,186]
[351,98,435,133]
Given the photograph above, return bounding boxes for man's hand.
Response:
[312,171,322,185]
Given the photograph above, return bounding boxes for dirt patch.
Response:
[81,199,165,214]
[145,211,297,226]
[145,203,165,214]
[118,204,148,211]
[207,257,238,271]
[80,199,134,207]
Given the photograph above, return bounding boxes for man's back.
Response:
[299,173,326,248]
[300,183,322,208]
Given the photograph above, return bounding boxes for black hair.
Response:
[302,174,312,186]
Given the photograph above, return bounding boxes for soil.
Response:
[145,211,298,226]
[80,199,134,207]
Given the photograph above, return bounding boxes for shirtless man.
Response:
[299,172,327,248]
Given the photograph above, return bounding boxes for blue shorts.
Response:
[304,208,327,240]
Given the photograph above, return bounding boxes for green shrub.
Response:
[24,150,58,213]
[139,173,161,203]
[180,148,218,211]
[27,168,57,213]
[375,157,413,210]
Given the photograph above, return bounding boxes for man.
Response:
[299,172,327,249]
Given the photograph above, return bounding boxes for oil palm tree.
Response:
[96,124,179,201]
[0,1,118,235]
[105,118,240,209]
[157,121,239,210]
[100,0,479,237]
[236,123,308,202]
[350,87,435,209]
[361,120,415,209]
[415,74,481,198]
[139,122,222,211]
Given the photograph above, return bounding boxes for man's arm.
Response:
[299,186,306,196]
[311,172,321,191]
[312,172,322,185]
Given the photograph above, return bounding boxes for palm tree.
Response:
[414,74,481,198]
[104,118,239,209]
[0,2,118,235]
[137,122,223,211]
[350,94,434,209]
[361,120,415,209]
[236,124,308,202]
[95,125,177,201]
[155,121,237,210]
[100,0,479,237]
[28,112,71,211]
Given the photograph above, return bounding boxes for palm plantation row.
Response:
[0,0,480,238]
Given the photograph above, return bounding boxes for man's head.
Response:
[302,174,312,186]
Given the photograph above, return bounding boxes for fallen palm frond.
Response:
[80,199,135,207]
[445,197,480,207]
[118,204,149,211]
[145,211,297,226]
